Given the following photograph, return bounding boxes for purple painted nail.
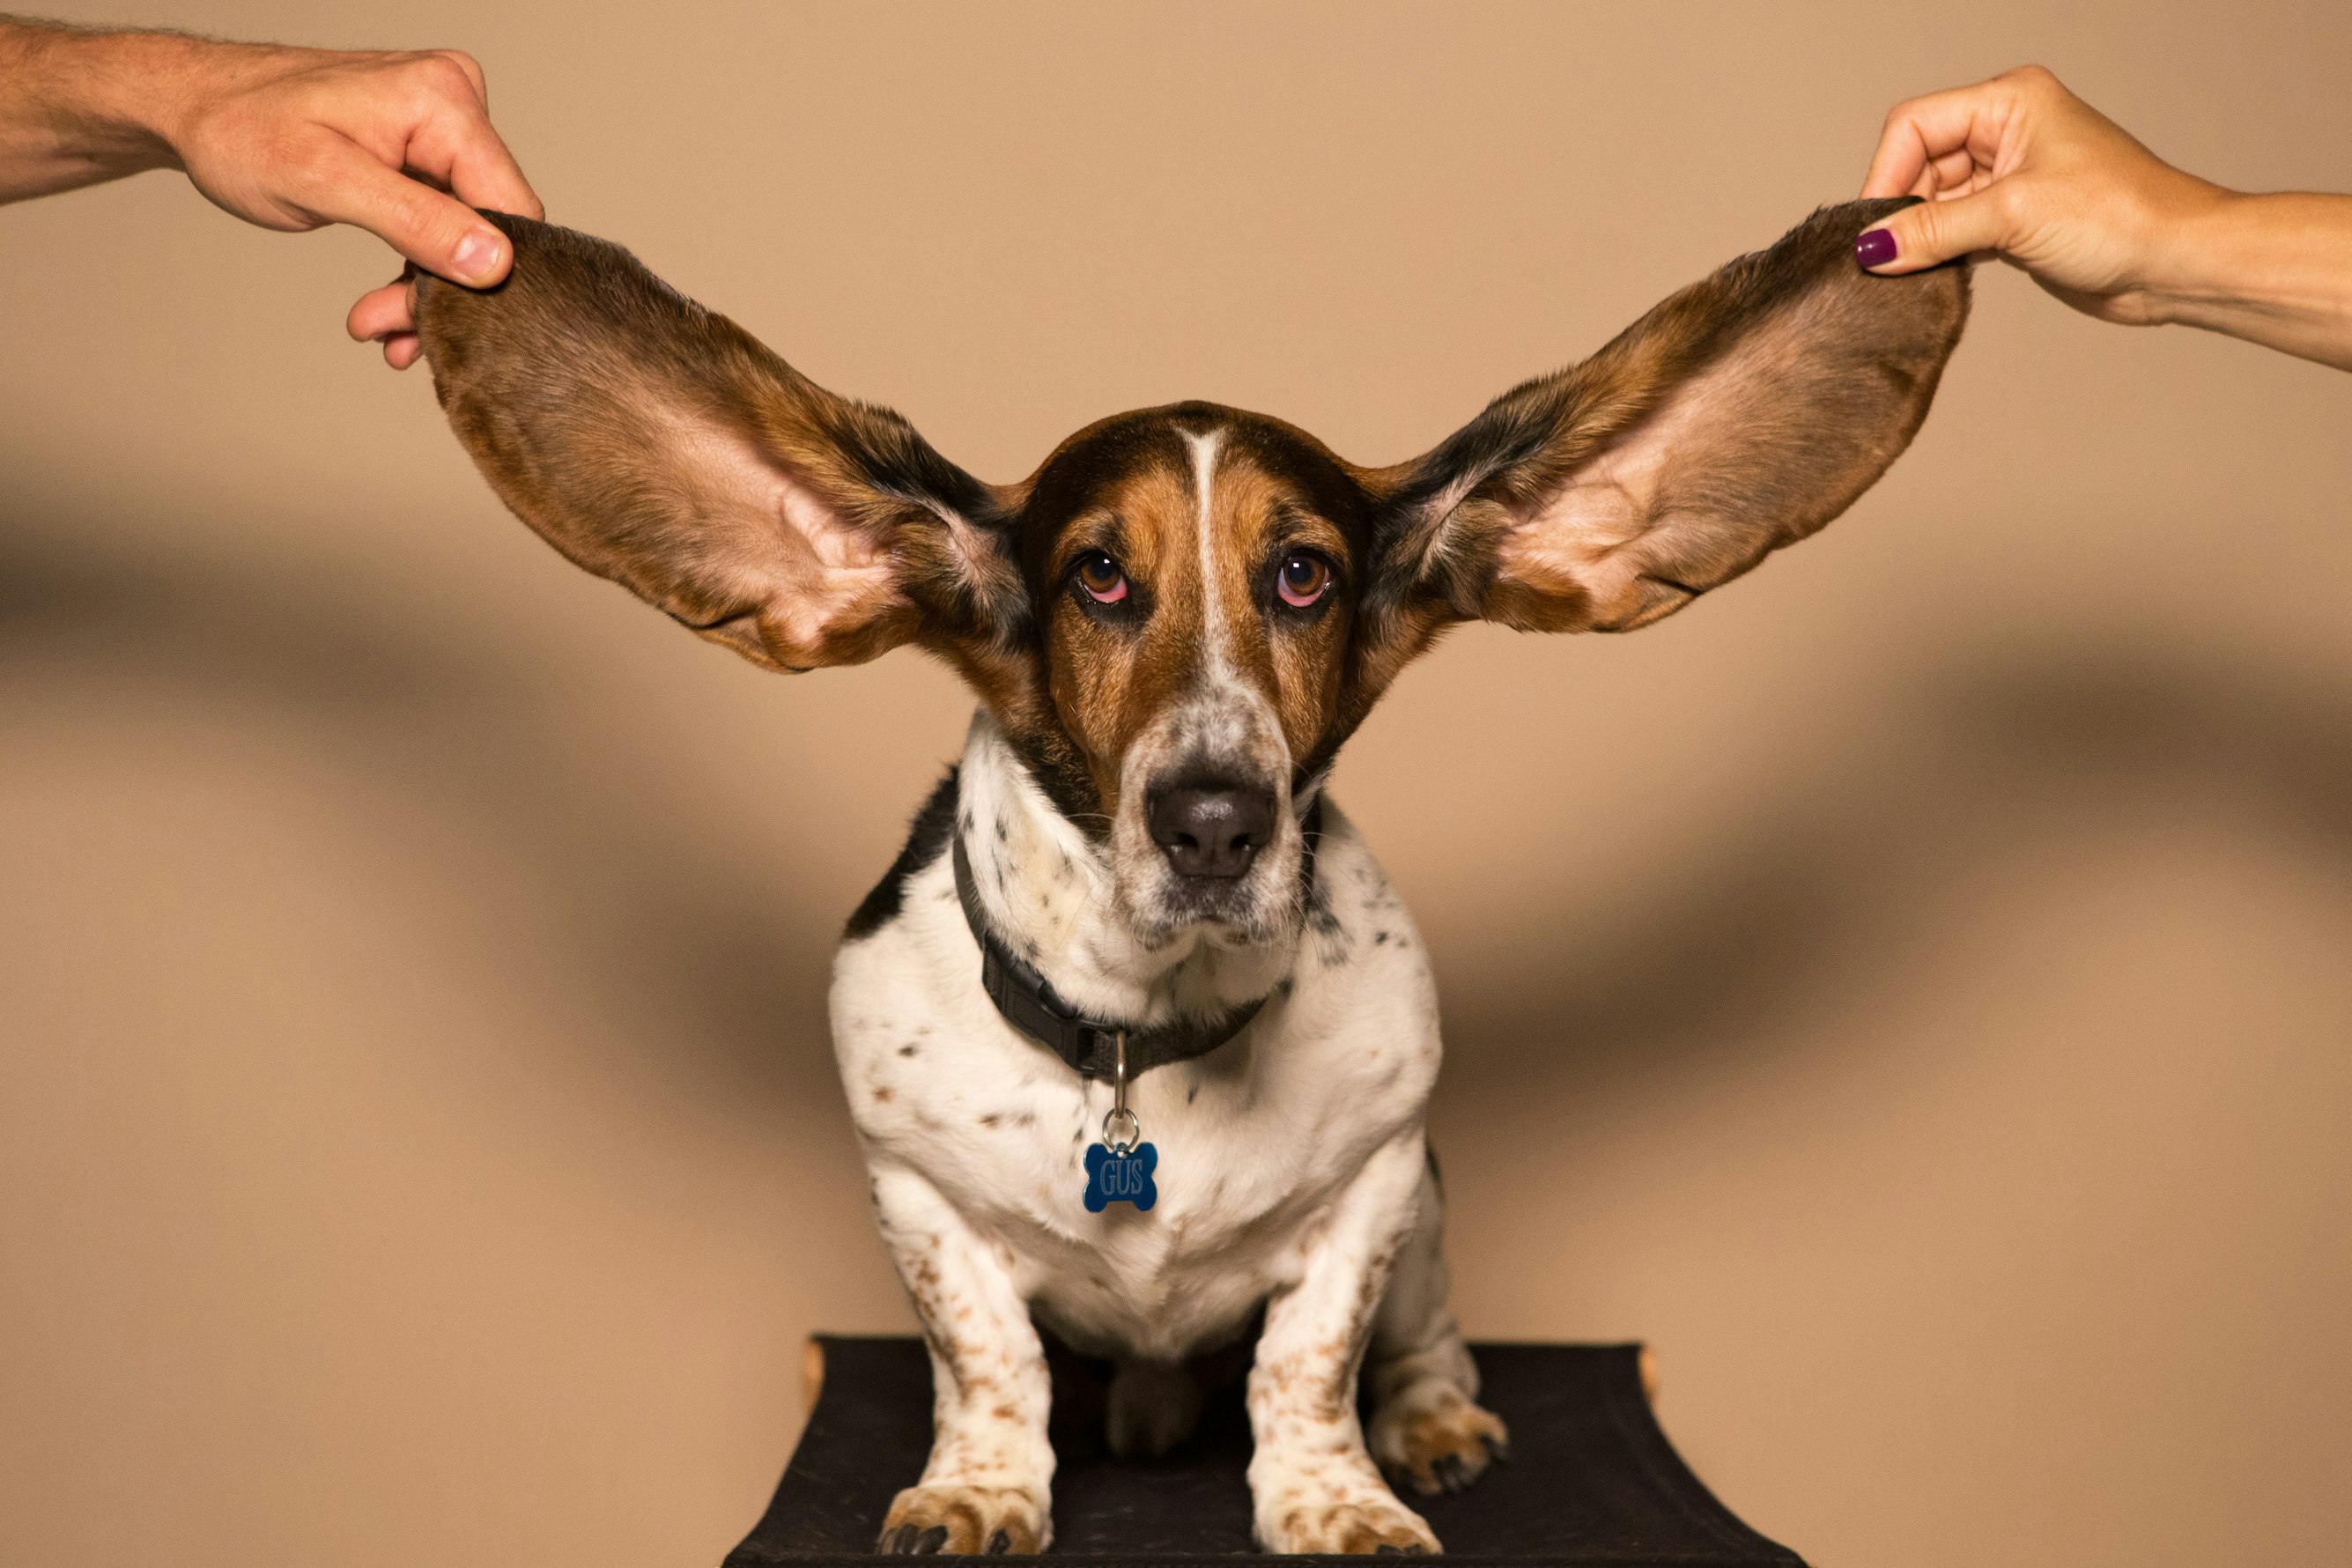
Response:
[1854,227,1898,269]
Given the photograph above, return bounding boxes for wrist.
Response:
[84,30,221,174]
[2133,182,2268,327]
[2148,189,2352,366]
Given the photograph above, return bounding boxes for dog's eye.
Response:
[1074,551,1129,605]
[1276,551,1332,609]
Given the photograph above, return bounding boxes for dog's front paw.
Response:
[1257,1493,1439,1556]
[876,1484,1049,1556]
[1369,1381,1510,1497]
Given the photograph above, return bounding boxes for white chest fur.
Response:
[829,717,1443,1361]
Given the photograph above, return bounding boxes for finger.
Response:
[1860,79,2015,198]
[1855,186,2014,274]
[1861,111,1934,200]
[346,279,413,342]
[398,77,544,222]
[298,135,514,285]
[432,48,489,104]
[438,122,542,223]
[1904,151,1972,202]
[382,333,422,370]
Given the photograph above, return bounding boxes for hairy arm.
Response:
[0,15,541,366]
[0,18,183,198]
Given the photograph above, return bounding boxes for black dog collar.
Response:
[950,798,1323,1083]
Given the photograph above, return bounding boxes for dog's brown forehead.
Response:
[1018,402,1367,571]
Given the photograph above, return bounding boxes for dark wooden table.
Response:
[727,1338,1802,1566]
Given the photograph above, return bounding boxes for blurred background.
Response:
[4,3,2349,1564]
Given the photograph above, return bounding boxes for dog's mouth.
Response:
[1124,868,1304,950]
[1152,865,1278,935]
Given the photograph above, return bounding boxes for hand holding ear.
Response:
[160,43,544,369]
[1857,64,2352,370]
[0,21,539,369]
[1855,66,2217,322]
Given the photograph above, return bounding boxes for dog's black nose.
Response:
[1148,784,1276,879]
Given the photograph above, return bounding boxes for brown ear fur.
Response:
[1370,197,1969,647]
[414,213,1017,672]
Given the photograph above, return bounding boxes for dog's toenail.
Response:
[913,1525,949,1554]
[985,1529,1011,1555]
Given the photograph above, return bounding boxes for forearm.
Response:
[2146,189,2352,371]
[0,18,199,201]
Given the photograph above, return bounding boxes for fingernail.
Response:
[453,227,502,280]
[1854,227,1898,269]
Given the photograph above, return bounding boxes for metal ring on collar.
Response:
[1100,1106,1142,1154]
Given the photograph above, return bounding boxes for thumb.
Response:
[1854,189,2012,274]
[297,136,514,287]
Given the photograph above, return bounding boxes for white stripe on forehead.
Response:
[1184,426,1229,676]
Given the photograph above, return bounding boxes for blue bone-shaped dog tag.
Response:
[1083,1142,1158,1212]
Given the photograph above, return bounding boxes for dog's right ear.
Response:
[414,213,1019,671]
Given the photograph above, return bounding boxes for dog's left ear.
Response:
[1373,198,1968,640]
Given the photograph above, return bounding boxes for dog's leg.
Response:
[1365,1153,1509,1496]
[1246,1135,1439,1555]
[869,1166,1054,1556]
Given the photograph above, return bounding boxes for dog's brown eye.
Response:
[1276,552,1331,609]
[1074,551,1129,604]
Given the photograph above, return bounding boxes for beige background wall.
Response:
[5,4,2350,1564]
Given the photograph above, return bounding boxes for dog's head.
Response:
[415,200,1964,946]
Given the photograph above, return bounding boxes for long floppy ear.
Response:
[413,213,1019,671]
[1376,197,1968,640]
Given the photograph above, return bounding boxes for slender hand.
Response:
[1856,64,2352,371]
[0,17,542,366]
